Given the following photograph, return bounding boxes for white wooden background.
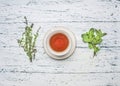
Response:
[0,0,120,86]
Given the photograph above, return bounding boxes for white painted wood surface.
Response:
[0,0,120,86]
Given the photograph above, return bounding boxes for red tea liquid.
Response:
[50,33,69,52]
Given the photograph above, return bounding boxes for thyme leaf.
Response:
[18,16,40,62]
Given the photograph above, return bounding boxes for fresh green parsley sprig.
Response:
[18,16,40,62]
[81,28,107,57]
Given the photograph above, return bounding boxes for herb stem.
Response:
[18,16,40,62]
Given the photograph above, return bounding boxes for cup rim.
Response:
[46,30,72,56]
[43,26,76,59]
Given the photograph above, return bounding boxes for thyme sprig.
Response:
[18,16,40,62]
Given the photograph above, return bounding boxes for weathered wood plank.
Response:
[0,47,120,73]
[0,0,120,23]
[1,0,119,6]
[0,72,119,86]
[0,22,120,47]
[0,0,120,86]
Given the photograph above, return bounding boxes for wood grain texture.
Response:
[0,46,120,73]
[0,0,120,23]
[0,73,120,86]
[0,0,120,86]
[0,22,120,47]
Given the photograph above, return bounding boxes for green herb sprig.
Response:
[81,28,107,57]
[18,16,40,62]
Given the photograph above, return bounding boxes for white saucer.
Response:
[43,26,76,60]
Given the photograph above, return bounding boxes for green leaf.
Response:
[96,38,102,44]
[94,47,100,52]
[81,28,107,57]
[96,35,100,41]
[98,29,103,36]
[88,43,93,49]
[89,28,94,35]
[82,34,90,43]
[93,38,97,44]
[89,28,94,40]
[102,33,107,36]
[95,29,102,37]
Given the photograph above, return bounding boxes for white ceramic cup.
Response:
[43,26,76,59]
